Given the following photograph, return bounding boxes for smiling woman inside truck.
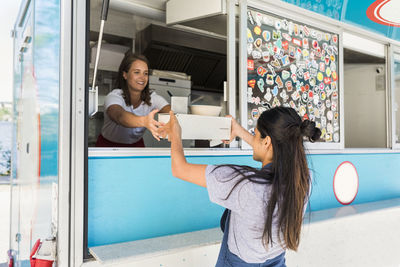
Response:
[95,52,171,147]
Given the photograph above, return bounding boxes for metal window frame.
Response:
[390,45,400,149]
[58,0,73,266]
[239,0,251,149]
[69,0,88,265]
[342,33,390,149]
[386,44,391,149]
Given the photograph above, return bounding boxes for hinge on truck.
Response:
[15,233,21,243]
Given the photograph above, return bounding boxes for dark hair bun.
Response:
[300,120,322,143]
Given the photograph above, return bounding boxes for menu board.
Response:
[246,9,340,143]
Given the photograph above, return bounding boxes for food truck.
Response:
[9,0,400,266]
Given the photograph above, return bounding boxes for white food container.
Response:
[159,113,231,140]
[171,96,188,114]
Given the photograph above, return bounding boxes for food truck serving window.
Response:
[246,9,341,146]
[87,10,231,150]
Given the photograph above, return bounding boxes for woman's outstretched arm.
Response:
[159,112,253,186]
[162,111,207,187]
[107,105,163,141]
[223,115,255,147]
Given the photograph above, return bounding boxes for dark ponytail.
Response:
[214,107,321,251]
[300,120,321,143]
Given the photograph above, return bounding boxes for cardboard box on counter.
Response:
[158,113,231,140]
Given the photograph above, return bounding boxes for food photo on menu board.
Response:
[246,9,340,143]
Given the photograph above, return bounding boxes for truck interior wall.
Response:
[344,64,386,148]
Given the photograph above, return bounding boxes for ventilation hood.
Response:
[136,24,227,92]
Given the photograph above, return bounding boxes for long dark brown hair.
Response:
[115,52,151,106]
[216,107,321,251]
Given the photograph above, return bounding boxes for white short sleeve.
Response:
[150,92,169,111]
[104,89,126,111]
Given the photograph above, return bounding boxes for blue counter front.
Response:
[88,152,400,247]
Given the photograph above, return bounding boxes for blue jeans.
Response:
[215,210,286,267]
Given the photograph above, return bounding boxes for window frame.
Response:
[241,2,345,150]
[390,45,400,149]
[342,33,389,149]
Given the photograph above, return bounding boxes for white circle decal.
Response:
[333,161,359,205]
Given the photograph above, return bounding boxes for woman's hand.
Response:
[168,111,182,141]
[223,115,240,144]
[222,115,255,147]
[144,109,164,141]
[158,111,182,142]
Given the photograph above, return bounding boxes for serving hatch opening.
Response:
[88,0,235,149]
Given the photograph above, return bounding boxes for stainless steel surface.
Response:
[109,0,166,21]
[136,24,227,93]
[344,48,385,64]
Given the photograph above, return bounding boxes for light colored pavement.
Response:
[0,183,10,264]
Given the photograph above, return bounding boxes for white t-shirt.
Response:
[101,89,169,144]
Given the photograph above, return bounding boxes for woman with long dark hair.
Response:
[96,52,171,147]
[159,107,321,266]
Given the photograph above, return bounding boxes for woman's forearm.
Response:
[170,135,186,177]
[236,124,254,147]
[166,111,207,187]
[170,135,207,187]
[107,105,146,128]
[117,112,145,128]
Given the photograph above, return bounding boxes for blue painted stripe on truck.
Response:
[88,153,400,247]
